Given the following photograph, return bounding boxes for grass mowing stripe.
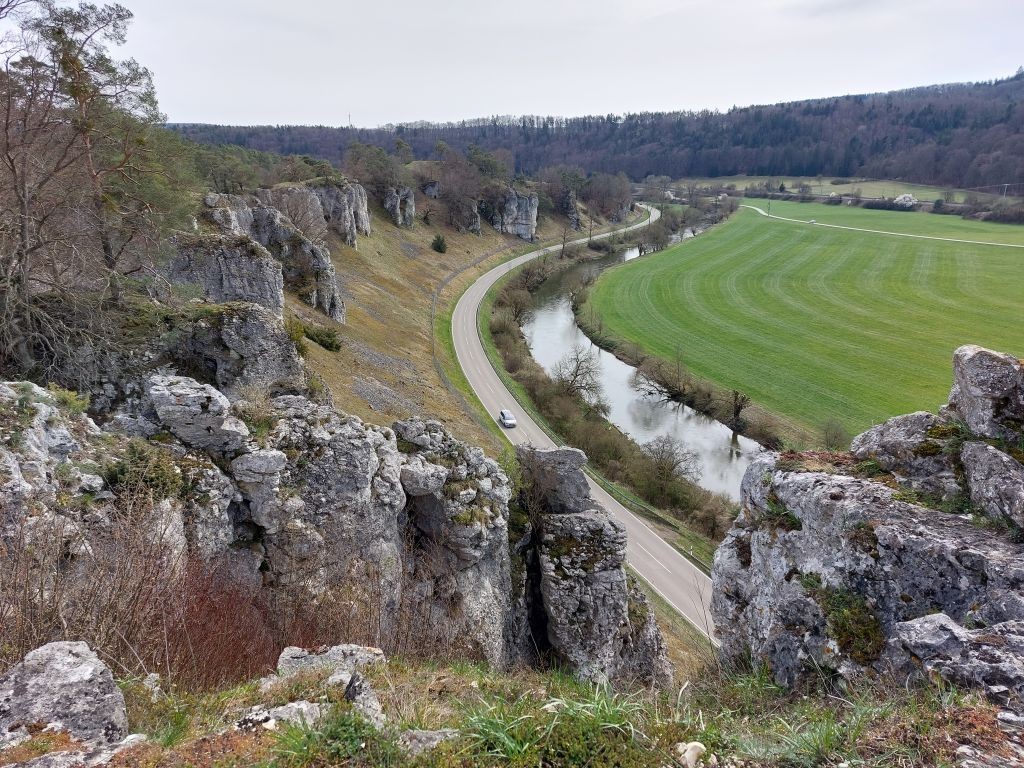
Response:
[586,206,1024,434]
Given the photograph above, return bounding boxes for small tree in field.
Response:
[430,234,447,253]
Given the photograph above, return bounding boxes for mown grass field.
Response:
[586,203,1024,436]
[677,175,1020,204]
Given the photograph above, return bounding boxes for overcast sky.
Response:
[116,0,1023,127]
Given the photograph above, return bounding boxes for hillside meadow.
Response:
[586,203,1024,437]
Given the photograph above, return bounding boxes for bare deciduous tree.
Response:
[553,343,603,402]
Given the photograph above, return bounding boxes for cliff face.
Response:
[488,187,538,241]
[383,186,415,227]
[516,446,672,686]
[712,345,1024,714]
[202,191,346,322]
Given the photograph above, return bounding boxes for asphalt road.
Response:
[451,206,718,642]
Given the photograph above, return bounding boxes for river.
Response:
[520,242,761,501]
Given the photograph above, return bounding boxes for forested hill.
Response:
[173,71,1024,189]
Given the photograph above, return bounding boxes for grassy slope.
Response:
[291,195,578,452]
[587,203,1024,435]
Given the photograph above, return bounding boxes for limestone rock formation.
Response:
[167,234,284,317]
[421,180,440,199]
[961,441,1024,528]
[383,186,415,227]
[888,613,1024,709]
[489,187,539,241]
[203,191,345,322]
[0,642,128,748]
[850,410,961,499]
[713,344,1024,713]
[517,445,671,686]
[274,644,386,681]
[559,188,582,230]
[171,302,306,400]
[948,344,1024,440]
[143,374,249,454]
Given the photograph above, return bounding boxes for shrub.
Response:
[302,324,341,351]
[103,439,183,501]
[46,384,90,415]
[284,315,308,356]
[431,234,447,253]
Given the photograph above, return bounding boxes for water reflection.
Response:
[521,245,760,501]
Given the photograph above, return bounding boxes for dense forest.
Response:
[173,71,1024,189]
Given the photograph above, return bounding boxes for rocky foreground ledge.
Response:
[713,344,1024,718]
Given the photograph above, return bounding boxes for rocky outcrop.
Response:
[144,374,249,454]
[0,641,128,748]
[962,441,1024,528]
[713,344,1024,713]
[850,410,961,499]
[203,191,345,322]
[517,446,671,686]
[3,375,672,684]
[171,302,306,399]
[167,234,284,317]
[254,179,371,246]
[383,186,415,227]
[559,188,582,230]
[947,344,1024,440]
[421,180,440,199]
[489,187,538,241]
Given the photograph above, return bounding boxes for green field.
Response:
[676,175,1020,205]
[587,204,1024,436]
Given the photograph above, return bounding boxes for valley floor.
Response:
[585,201,1024,439]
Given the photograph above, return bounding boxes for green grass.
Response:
[753,198,1024,244]
[678,175,1019,205]
[587,205,1024,435]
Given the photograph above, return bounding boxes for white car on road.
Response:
[498,409,517,428]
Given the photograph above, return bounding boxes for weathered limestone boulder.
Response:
[173,302,306,400]
[0,642,128,748]
[489,187,538,241]
[203,192,345,322]
[961,441,1024,528]
[275,644,386,680]
[888,613,1024,710]
[516,446,592,514]
[715,345,1024,707]
[344,672,386,729]
[143,374,249,454]
[398,729,458,756]
[713,451,1024,687]
[850,410,961,499]
[947,344,1024,440]
[517,445,671,686]
[421,180,440,199]
[167,234,284,317]
[383,186,415,227]
[237,700,326,731]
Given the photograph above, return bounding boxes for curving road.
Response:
[452,205,718,642]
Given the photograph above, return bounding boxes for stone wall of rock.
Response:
[383,186,415,227]
[516,446,671,686]
[1,375,519,667]
[490,187,539,241]
[167,234,284,317]
[203,190,346,322]
[712,344,1024,714]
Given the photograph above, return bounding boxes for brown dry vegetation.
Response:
[296,194,591,451]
